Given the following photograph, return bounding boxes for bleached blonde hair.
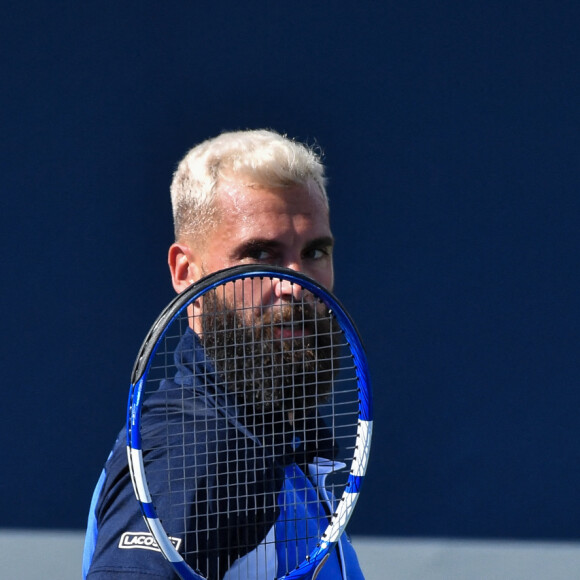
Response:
[170,129,328,241]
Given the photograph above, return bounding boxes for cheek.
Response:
[226,278,274,312]
[307,261,334,291]
[324,262,335,289]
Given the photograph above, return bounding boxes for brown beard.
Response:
[199,289,339,419]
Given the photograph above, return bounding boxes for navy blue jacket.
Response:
[83,329,364,579]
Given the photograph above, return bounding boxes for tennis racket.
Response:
[127,265,372,580]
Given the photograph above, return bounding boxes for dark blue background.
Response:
[2,2,579,539]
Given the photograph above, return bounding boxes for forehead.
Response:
[214,180,330,231]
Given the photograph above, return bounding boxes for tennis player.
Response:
[83,129,365,579]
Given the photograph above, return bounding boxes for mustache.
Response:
[201,295,325,332]
[251,301,321,330]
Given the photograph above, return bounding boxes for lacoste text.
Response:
[119,532,181,552]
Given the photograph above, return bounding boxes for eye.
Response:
[238,241,280,264]
[246,248,273,261]
[301,237,334,262]
[303,245,332,261]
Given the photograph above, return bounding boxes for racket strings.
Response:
[138,275,362,577]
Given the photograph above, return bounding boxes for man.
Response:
[83,129,364,579]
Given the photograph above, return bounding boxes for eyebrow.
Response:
[232,236,335,259]
[233,239,283,259]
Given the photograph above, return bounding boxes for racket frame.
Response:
[126,265,373,580]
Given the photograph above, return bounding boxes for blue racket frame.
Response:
[127,265,373,580]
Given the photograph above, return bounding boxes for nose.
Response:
[273,276,304,301]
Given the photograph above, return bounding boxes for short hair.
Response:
[170,129,328,241]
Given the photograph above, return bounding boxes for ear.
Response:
[168,242,202,294]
